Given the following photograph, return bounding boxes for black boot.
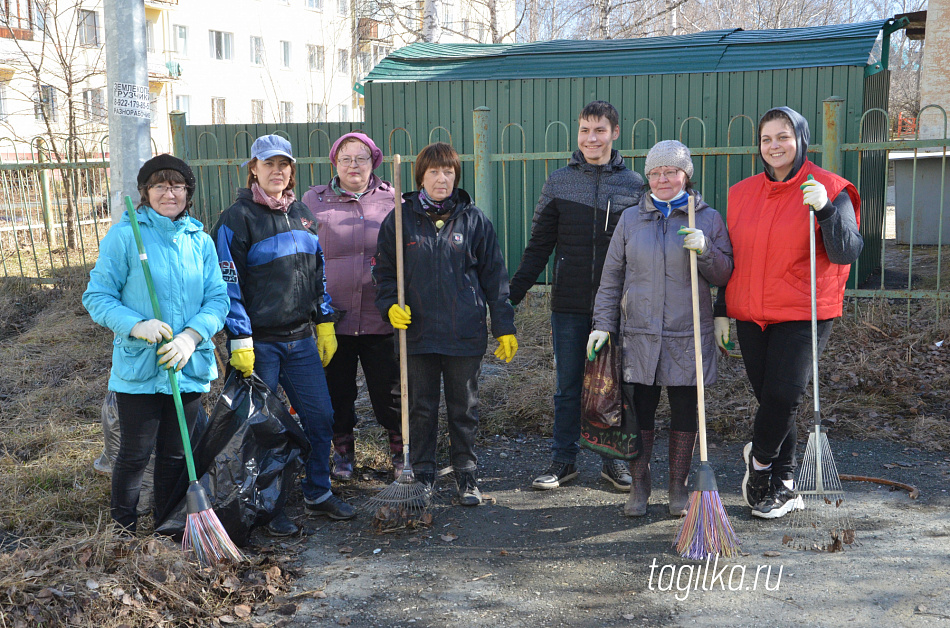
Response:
[456,469,482,506]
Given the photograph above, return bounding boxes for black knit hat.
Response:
[137,154,196,190]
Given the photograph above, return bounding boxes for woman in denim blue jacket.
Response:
[83,155,228,533]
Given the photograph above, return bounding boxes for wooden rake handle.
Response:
[392,155,411,455]
[687,196,709,463]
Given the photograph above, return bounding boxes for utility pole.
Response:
[104,0,152,224]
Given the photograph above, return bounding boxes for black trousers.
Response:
[406,353,482,474]
[112,391,201,531]
[324,334,400,436]
[625,383,698,433]
[736,319,833,482]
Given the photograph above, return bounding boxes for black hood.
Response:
[758,106,810,182]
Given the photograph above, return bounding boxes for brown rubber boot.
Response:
[624,430,654,517]
[668,431,697,516]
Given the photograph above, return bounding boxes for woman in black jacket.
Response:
[374,142,518,506]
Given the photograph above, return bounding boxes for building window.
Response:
[358,50,371,77]
[279,101,293,124]
[306,0,323,9]
[338,0,348,14]
[34,1,47,33]
[307,103,325,123]
[337,49,348,74]
[373,44,390,65]
[251,99,264,124]
[149,91,159,125]
[211,97,226,124]
[173,25,188,56]
[442,2,452,28]
[79,9,100,47]
[478,22,485,42]
[82,88,105,122]
[307,45,324,71]
[146,20,156,52]
[338,104,348,122]
[0,84,7,122]
[175,94,190,121]
[250,36,264,65]
[280,41,291,68]
[34,84,57,122]
[209,30,233,61]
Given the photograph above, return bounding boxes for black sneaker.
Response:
[752,481,804,520]
[741,442,771,508]
[304,494,356,520]
[265,511,299,536]
[601,460,633,492]
[456,469,482,506]
[532,462,578,490]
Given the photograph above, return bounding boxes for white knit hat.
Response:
[644,140,693,179]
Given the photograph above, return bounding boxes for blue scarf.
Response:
[650,190,688,218]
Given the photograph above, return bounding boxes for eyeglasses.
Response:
[646,169,681,181]
[151,184,187,194]
[337,156,371,167]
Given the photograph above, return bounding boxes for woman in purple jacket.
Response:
[303,132,402,480]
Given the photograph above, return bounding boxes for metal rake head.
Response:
[785,427,857,551]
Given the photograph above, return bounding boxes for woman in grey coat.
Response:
[587,140,733,517]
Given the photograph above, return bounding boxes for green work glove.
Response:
[157,328,201,371]
[494,334,519,363]
[677,227,708,255]
[316,322,338,367]
[230,338,254,377]
[714,317,735,354]
[388,304,411,330]
[130,318,173,344]
[800,174,828,211]
[586,330,609,361]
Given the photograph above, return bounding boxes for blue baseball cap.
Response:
[242,134,296,167]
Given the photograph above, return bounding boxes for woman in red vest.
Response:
[715,106,862,520]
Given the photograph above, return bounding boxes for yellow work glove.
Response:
[157,328,202,371]
[316,322,338,367]
[800,174,829,211]
[388,304,411,330]
[230,338,254,377]
[130,318,173,344]
[494,334,518,363]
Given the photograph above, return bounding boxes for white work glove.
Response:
[586,330,610,361]
[157,328,202,371]
[130,318,173,344]
[801,175,828,211]
[714,317,733,355]
[677,227,708,255]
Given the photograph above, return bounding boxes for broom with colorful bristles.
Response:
[673,195,741,560]
[125,196,244,566]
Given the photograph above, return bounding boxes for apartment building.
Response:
[0,0,513,156]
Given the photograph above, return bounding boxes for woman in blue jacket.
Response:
[83,155,229,534]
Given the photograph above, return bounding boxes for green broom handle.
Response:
[124,196,199,484]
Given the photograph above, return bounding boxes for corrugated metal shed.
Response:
[365,21,890,83]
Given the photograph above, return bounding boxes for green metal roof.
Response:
[365,20,891,83]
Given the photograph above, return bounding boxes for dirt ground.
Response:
[252,432,950,628]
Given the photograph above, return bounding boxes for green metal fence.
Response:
[4,104,950,322]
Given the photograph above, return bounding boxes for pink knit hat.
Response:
[329,132,383,170]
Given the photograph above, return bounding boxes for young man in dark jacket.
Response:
[508,101,645,492]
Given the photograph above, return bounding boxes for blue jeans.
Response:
[550,311,593,464]
[254,336,333,503]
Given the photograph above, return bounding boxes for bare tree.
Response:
[1,0,107,248]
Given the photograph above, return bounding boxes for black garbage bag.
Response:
[155,372,310,546]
